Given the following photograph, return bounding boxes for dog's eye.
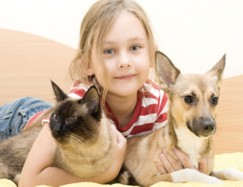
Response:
[211,97,219,106]
[184,95,194,104]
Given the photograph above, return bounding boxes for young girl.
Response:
[0,0,208,186]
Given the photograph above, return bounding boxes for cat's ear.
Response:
[82,86,101,118]
[51,80,68,102]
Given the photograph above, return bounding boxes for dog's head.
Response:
[155,51,225,137]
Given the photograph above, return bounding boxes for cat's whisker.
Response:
[0,82,114,183]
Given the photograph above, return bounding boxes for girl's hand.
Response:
[106,125,127,179]
[198,157,208,173]
[156,148,208,174]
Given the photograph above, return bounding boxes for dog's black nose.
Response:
[202,123,214,132]
[200,117,216,136]
[190,117,216,137]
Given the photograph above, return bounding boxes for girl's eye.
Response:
[130,45,141,51]
[103,48,115,55]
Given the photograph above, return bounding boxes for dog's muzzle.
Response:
[187,117,216,137]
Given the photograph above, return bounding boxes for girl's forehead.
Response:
[110,11,142,29]
[103,11,147,43]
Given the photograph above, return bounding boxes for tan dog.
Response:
[117,51,243,186]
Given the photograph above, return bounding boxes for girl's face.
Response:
[90,11,151,97]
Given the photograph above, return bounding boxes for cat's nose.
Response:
[50,122,64,138]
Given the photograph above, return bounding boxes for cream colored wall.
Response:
[0,0,243,78]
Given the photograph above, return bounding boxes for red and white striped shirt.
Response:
[69,79,168,138]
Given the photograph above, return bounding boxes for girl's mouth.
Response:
[115,74,136,80]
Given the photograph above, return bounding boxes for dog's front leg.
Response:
[211,169,243,181]
[136,168,223,186]
[169,168,223,184]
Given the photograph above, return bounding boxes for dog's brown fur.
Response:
[117,51,243,186]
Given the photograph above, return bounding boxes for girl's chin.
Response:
[109,85,141,96]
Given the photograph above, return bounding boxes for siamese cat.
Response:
[0,81,114,184]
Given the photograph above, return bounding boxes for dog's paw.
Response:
[212,168,243,181]
[206,176,224,184]
[171,168,223,184]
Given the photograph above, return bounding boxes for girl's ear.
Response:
[149,59,154,68]
[87,63,94,76]
[87,68,94,76]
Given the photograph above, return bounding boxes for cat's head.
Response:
[49,81,102,145]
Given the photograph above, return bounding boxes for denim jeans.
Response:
[0,97,52,141]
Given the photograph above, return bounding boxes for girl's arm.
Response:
[157,148,209,174]
[19,124,127,187]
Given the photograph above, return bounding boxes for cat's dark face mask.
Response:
[49,81,102,145]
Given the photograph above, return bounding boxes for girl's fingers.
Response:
[159,152,175,173]
[156,159,167,175]
[198,157,208,174]
[110,125,127,149]
[161,149,183,172]
[173,148,194,169]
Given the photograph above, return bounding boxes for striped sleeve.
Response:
[144,80,168,131]
[125,81,169,138]
[68,81,89,99]
[154,90,168,130]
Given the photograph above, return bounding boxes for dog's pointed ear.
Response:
[206,54,226,83]
[155,51,180,91]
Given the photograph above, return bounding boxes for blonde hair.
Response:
[69,0,156,104]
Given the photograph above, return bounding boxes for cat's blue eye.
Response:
[65,116,77,125]
[52,113,59,121]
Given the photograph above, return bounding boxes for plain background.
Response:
[0,0,243,78]
[0,0,243,154]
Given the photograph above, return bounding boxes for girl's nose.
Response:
[118,51,131,68]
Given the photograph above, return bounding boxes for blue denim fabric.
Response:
[0,97,52,141]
